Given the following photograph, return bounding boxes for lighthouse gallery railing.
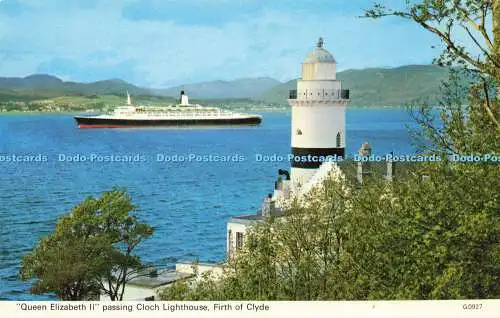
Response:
[289,89,349,100]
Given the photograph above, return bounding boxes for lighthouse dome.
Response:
[304,37,336,64]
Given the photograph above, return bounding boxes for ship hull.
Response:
[74,116,262,128]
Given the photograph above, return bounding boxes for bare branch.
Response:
[417,18,487,70]
[462,25,499,67]
[453,1,494,51]
[479,3,494,49]
[364,1,497,76]
[480,78,500,129]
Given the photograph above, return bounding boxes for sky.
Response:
[0,0,444,88]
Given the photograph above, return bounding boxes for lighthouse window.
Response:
[336,132,341,147]
[296,129,302,135]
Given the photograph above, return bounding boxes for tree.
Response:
[160,161,499,300]
[353,1,499,299]
[20,188,154,300]
[365,1,498,75]
[379,162,500,299]
[495,1,500,54]
[19,233,103,300]
[364,1,499,160]
[366,0,499,137]
[407,67,499,156]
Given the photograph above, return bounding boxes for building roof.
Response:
[304,37,336,64]
[295,158,421,197]
[127,269,194,288]
[229,214,264,225]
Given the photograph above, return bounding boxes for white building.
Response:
[99,263,227,301]
[99,268,193,301]
[227,37,350,258]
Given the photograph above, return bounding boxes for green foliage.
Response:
[20,188,154,300]
[19,234,103,300]
[382,162,499,299]
[409,68,499,154]
[160,161,499,300]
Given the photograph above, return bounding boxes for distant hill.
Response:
[0,74,64,90]
[0,74,150,102]
[151,77,281,99]
[256,65,450,106]
[0,75,281,102]
[0,66,451,106]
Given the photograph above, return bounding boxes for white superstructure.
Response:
[96,91,258,120]
[74,90,262,127]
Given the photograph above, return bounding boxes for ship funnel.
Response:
[126,90,132,105]
[180,90,189,106]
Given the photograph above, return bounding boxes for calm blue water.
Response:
[0,109,417,300]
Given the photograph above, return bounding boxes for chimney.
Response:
[357,142,372,185]
[261,194,273,217]
[386,152,395,181]
[356,162,363,184]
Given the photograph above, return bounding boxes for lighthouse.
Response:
[287,37,349,187]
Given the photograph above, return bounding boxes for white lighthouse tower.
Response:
[287,37,349,187]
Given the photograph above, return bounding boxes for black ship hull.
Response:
[74,116,262,128]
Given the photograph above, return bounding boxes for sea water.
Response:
[0,108,417,300]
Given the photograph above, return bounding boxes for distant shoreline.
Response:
[0,111,84,116]
[0,105,411,116]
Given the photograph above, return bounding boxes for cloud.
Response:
[36,57,140,83]
[0,0,443,87]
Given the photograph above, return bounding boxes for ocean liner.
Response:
[73,91,262,128]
